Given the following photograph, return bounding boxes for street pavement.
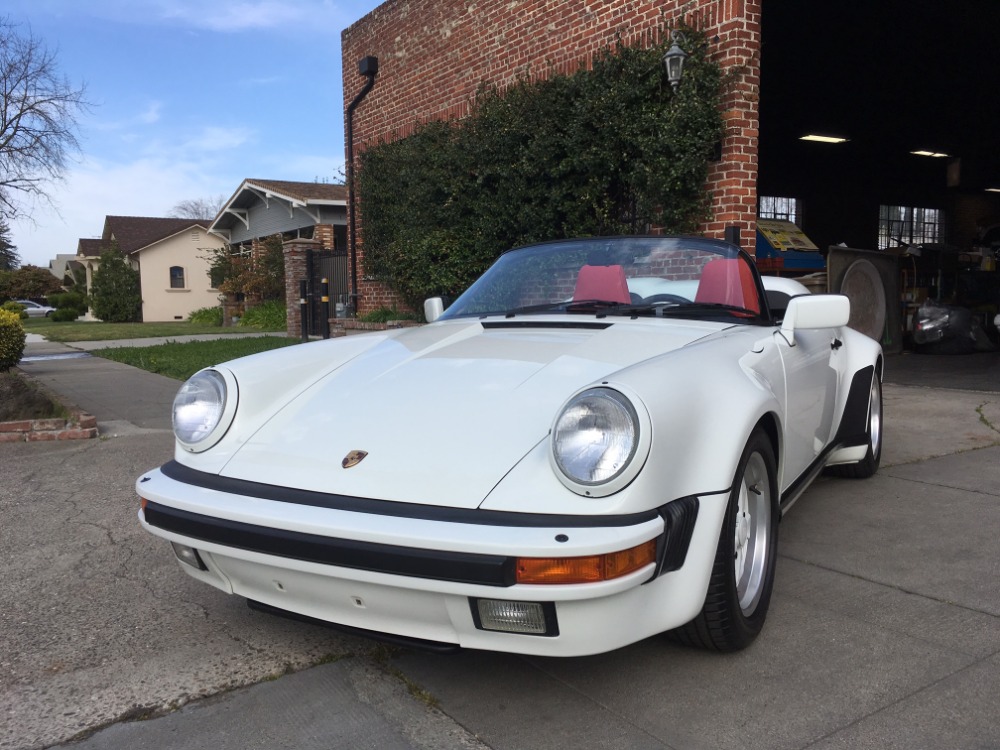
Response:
[2,336,999,749]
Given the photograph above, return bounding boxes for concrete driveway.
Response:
[1,367,999,749]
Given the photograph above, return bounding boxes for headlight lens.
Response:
[173,370,228,446]
[552,388,639,486]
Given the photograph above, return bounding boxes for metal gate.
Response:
[307,251,349,334]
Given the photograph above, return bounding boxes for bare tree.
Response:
[168,195,226,221]
[0,18,88,220]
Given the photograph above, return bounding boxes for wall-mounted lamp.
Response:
[663,31,688,92]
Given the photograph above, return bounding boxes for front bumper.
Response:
[137,461,712,656]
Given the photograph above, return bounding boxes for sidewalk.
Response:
[16,333,285,435]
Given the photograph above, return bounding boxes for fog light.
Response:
[471,599,557,636]
[171,542,207,571]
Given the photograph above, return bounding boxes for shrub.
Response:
[1,300,27,319]
[49,290,88,315]
[188,305,223,326]
[0,309,26,371]
[51,308,78,322]
[90,248,142,322]
[238,300,286,330]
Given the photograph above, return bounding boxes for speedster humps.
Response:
[138,237,882,657]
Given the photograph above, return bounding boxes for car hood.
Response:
[219,318,726,508]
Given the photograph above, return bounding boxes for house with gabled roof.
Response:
[208,179,348,251]
[208,179,350,333]
[71,216,227,322]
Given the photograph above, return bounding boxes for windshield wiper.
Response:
[604,302,760,319]
[502,299,625,318]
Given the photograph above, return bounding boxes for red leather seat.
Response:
[695,259,760,314]
[573,264,631,304]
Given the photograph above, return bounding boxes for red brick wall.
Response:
[343,0,761,313]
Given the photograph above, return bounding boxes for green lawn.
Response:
[96,337,303,380]
[22,317,283,342]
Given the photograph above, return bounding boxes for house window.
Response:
[878,205,944,249]
[169,266,186,289]
[758,196,801,225]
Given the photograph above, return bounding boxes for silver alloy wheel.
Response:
[868,376,882,457]
[734,451,772,616]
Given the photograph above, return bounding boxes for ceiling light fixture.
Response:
[911,150,951,158]
[800,134,848,144]
[985,187,1000,193]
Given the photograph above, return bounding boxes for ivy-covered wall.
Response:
[358,35,723,309]
[343,0,761,313]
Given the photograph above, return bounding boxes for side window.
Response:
[169,266,186,289]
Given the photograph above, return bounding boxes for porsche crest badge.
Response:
[341,450,368,469]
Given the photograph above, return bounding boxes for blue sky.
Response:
[6,0,384,268]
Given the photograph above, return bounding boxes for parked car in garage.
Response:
[14,300,56,318]
[137,236,883,656]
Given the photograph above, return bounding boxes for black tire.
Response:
[827,374,882,479]
[672,428,779,651]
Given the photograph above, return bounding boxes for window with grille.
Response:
[878,205,944,249]
[758,196,801,225]
[169,266,186,289]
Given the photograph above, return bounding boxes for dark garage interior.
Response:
[758,0,1000,377]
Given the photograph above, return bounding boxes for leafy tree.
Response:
[0,219,18,270]
[90,248,141,322]
[0,264,61,300]
[0,17,89,220]
[206,235,285,302]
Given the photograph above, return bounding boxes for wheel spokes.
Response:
[734,452,771,615]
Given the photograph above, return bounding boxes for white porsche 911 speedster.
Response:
[137,236,883,657]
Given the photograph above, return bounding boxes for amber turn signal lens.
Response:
[516,540,657,584]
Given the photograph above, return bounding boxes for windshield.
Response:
[439,237,768,323]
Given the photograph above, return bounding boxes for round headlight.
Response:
[173,369,228,448]
[552,387,640,490]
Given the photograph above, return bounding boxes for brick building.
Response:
[341,0,760,315]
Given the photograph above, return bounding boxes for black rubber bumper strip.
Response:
[156,460,661,529]
[144,501,517,587]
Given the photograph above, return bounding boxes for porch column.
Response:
[283,238,321,338]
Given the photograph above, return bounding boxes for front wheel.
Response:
[672,428,779,651]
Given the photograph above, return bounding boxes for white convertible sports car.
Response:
[137,236,883,657]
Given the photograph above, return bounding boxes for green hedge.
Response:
[0,309,26,371]
[358,29,723,309]
[1,301,26,319]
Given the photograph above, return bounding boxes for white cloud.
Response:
[139,101,163,124]
[178,126,256,153]
[9,155,239,267]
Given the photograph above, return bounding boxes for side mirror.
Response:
[780,294,850,345]
[424,297,445,323]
